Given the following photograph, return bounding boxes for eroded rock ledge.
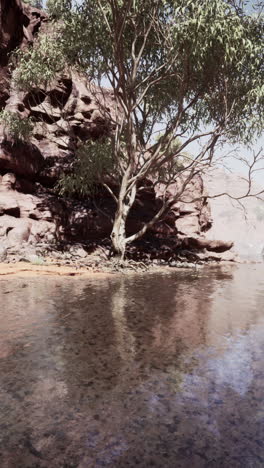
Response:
[0,0,234,262]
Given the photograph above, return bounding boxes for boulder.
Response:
[0,0,234,260]
[183,237,234,253]
[7,218,32,245]
[0,138,45,177]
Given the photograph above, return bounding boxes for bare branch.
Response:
[103,182,118,204]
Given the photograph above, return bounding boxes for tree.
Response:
[15,0,264,258]
[23,0,43,8]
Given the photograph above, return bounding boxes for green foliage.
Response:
[23,0,43,8]
[13,0,263,143]
[57,139,115,197]
[0,110,33,141]
[50,0,263,144]
[11,0,263,252]
[12,32,66,91]
[46,0,72,17]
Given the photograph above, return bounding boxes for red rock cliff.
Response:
[0,0,233,260]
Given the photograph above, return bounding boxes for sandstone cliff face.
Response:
[0,0,47,106]
[0,0,232,259]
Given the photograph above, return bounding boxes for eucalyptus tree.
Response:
[23,0,43,8]
[16,0,264,258]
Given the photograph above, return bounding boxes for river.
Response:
[0,264,263,467]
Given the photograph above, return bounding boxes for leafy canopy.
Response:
[14,0,263,147]
[12,1,264,193]
[41,0,263,145]
[23,0,43,8]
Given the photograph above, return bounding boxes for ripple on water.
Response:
[0,264,263,467]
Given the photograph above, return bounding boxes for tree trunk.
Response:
[110,175,136,260]
[110,117,137,260]
[110,206,127,260]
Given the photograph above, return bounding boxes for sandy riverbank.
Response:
[0,258,239,278]
[0,262,114,278]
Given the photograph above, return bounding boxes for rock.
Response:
[0,138,45,177]
[69,246,88,258]
[169,260,198,269]
[7,219,32,246]
[2,173,16,190]
[183,236,234,253]
[21,254,45,264]
[176,214,200,236]
[0,245,7,262]
[0,0,236,262]
[219,250,237,262]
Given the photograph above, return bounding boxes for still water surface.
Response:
[0,264,263,467]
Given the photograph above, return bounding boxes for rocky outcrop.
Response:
[0,0,48,107]
[0,171,63,245]
[0,0,234,261]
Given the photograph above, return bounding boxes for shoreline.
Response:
[0,262,115,278]
[0,259,242,278]
[0,239,244,277]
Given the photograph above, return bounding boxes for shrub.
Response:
[0,110,33,141]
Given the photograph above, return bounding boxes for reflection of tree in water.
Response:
[120,269,234,373]
[53,270,228,396]
[0,272,217,466]
[2,266,264,467]
[0,277,123,466]
[54,278,124,396]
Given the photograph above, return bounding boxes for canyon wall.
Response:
[0,1,234,260]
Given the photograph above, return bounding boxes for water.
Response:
[0,264,263,467]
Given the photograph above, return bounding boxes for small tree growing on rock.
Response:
[0,110,33,142]
[15,0,264,258]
